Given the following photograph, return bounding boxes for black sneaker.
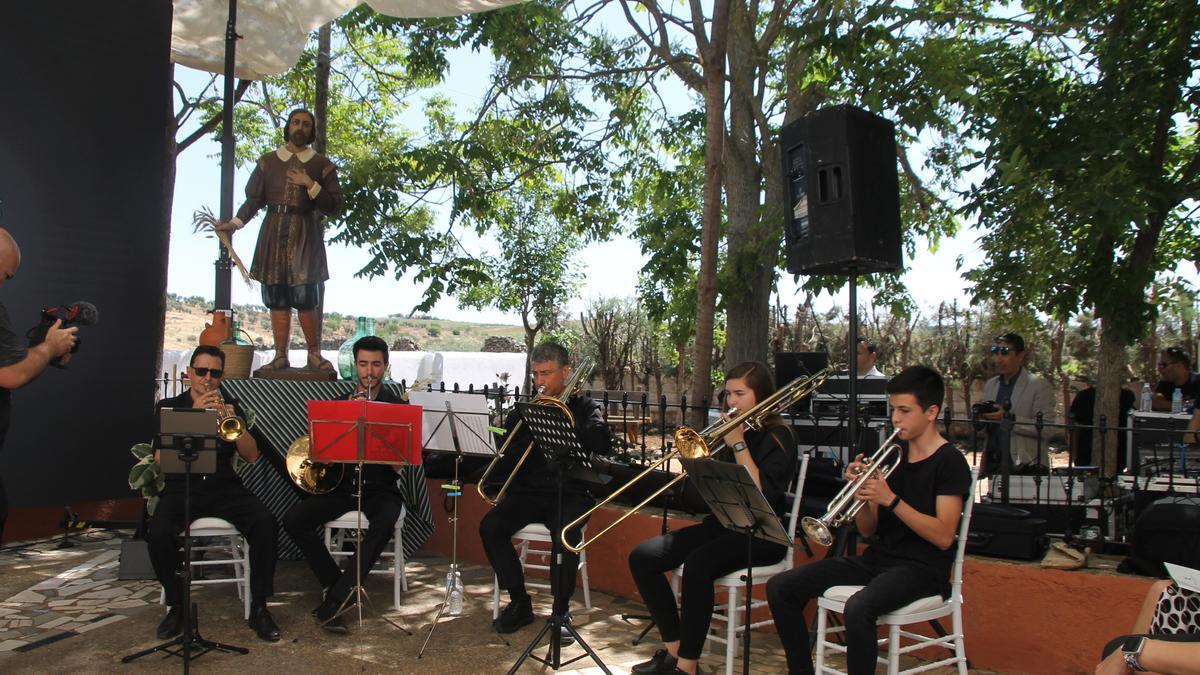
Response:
[631,648,680,674]
[492,595,534,634]
[155,606,182,639]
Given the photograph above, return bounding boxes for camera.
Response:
[26,301,98,365]
[971,401,999,417]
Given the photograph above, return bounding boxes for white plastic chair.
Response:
[813,467,980,675]
[160,517,250,620]
[324,506,409,610]
[683,453,810,675]
[492,523,592,619]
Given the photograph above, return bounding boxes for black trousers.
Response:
[146,480,278,607]
[628,518,787,660]
[478,489,592,613]
[766,555,943,675]
[281,487,404,603]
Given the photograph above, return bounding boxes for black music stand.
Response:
[122,408,248,671]
[679,457,791,675]
[309,401,419,634]
[506,401,612,675]
[415,395,495,658]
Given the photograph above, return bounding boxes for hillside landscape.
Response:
[164,294,528,352]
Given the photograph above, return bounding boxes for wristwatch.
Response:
[732,441,748,454]
[1122,635,1147,672]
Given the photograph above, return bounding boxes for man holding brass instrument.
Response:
[282,336,406,633]
[767,366,971,675]
[146,345,281,642]
[479,342,610,634]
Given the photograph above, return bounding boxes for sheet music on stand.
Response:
[407,391,496,456]
[678,457,791,548]
[516,401,603,480]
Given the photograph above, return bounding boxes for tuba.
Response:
[476,357,595,506]
[562,367,832,553]
[799,428,903,546]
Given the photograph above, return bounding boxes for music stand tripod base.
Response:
[505,402,612,675]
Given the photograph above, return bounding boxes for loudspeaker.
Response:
[781,105,903,275]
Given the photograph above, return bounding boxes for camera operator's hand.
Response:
[981,409,1004,422]
[45,320,79,358]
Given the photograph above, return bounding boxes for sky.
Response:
[164,23,1196,330]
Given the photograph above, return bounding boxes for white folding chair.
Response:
[492,523,592,619]
[814,467,980,675]
[159,517,250,620]
[324,506,409,610]
[687,453,810,675]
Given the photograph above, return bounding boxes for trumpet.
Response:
[476,357,595,506]
[561,367,832,553]
[196,380,245,443]
[800,428,903,547]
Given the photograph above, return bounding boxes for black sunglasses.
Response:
[192,367,224,378]
[990,346,1011,355]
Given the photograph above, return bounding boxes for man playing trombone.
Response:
[766,365,971,675]
[146,345,281,642]
[281,336,407,633]
[479,342,610,634]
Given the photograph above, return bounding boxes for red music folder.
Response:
[307,399,423,465]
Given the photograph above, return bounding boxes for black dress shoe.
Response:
[631,648,680,674]
[248,603,281,642]
[492,595,534,634]
[314,596,350,635]
[156,606,182,639]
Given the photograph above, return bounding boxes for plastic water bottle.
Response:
[1172,388,1183,414]
[447,567,463,616]
[1141,383,1152,412]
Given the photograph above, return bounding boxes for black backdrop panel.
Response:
[0,2,172,507]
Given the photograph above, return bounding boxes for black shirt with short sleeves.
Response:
[1156,372,1200,403]
[864,441,972,584]
[0,302,29,446]
[743,424,798,518]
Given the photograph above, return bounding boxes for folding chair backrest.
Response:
[950,467,981,590]
[780,453,811,569]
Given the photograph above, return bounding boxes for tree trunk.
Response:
[1095,317,1127,477]
[722,1,771,369]
[688,0,731,427]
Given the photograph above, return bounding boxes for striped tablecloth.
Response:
[220,379,434,561]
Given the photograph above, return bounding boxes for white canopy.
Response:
[172,0,526,79]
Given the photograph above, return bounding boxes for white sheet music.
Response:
[406,391,496,456]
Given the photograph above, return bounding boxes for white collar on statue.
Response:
[275,146,316,163]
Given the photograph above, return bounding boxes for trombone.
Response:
[561,367,832,553]
[476,357,595,506]
[799,428,903,547]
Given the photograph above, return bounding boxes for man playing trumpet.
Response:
[766,365,972,675]
[282,336,407,632]
[146,345,281,642]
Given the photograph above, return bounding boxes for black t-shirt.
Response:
[865,441,972,583]
[0,301,29,446]
[1156,372,1200,403]
[157,389,246,488]
[743,424,798,517]
[494,393,611,496]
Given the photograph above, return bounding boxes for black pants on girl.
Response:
[628,517,787,660]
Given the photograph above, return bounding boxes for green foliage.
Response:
[128,443,164,515]
[954,1,1200,344]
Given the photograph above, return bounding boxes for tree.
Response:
[457,182,582,386]
[956,1,1200,474]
